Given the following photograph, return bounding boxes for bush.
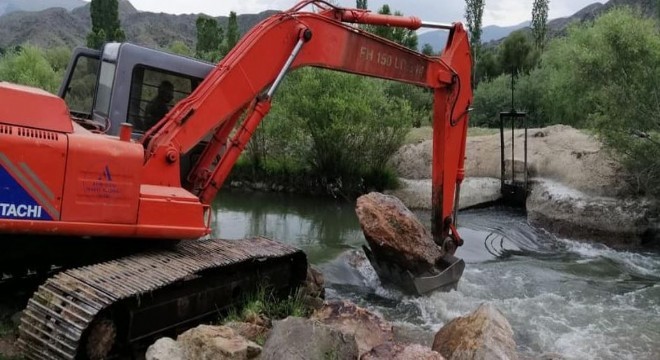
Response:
[0,45,61,93]
[242,68,411,195]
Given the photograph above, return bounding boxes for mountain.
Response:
[418,21,530,53]
[0,0,276,50]
[0,0,85,17]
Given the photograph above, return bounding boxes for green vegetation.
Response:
[87,0,125,49]
[222,285,311,326]
[0,46,62,93]
[531,0,550,51]
[473,7,660,196]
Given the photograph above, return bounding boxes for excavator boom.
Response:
[0,1,473,357]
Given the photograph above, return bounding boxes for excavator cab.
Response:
[58,43,213,138]
[57,43,215,187]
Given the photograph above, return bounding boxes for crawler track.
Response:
[17,237,307,359]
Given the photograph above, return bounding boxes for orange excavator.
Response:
[0,1,472,358]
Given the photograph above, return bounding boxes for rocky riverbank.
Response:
[146,265,526,360]
[389,125,659,248]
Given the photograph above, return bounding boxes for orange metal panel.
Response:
[0,82,73,133]
[137,185,209,238]
[60,131,143,224]
[0,125,67,221]
[0,218,207,240]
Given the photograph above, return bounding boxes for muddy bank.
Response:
[390,125,658,247]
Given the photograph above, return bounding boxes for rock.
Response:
[311,300,393,356]
[177,325,261,360]
[362,342,445,360]
[355,192,443,275]
[526,179,655,247]
[303,265,325,299]
[392,323,435,348]
[432,303,517,360]
[145,338,184,360]
[224,321,269,344]
[260,317,359,360]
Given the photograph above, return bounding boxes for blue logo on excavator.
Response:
[0,164,52,221]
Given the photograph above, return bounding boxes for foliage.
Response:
[223,285,311,324]
[465,0,485,59]
[167,40,193,57]
[86,0,125,49]
[531,0,550,51]
[241,68,411,196]
[357,3,418,50]
[499,31,539,76]
[196,15,224,62]
[549,8,660,195]
[421,43,435,56]
[224,11,241,54]
[0,46,61,93]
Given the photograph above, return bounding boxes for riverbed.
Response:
[213,190,660,360]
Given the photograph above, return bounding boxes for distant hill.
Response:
[418,21,530,53]
[0,0,85,17]
[0,0,276,50]
[0,0,657,52]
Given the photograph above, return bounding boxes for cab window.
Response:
[128,66,202,132]
[61,55,100,119]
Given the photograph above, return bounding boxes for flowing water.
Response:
[213,190,660,360]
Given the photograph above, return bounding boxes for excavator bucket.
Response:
[362,245,465,295]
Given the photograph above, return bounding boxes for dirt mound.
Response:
[390,125,624,197]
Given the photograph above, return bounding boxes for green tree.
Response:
[465,0,485,59]
[86,0,125,49]
[0,46,60,93]
[168,41,193,57]
[196,15,224,61]
[499,31,537,76]
[531,0,550,51]
[224,11,241,54]
[421,43,435,56]
[44,47,72,74]
[538,8,660,194]
[356,0,367,9]
[250,68,412,193]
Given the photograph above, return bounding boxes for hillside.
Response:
[418,21,530,53]
[0,0,85,17]
[0,0,276,50]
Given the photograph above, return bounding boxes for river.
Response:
[212,190,660,360]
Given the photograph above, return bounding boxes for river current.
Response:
[212,190,660,360]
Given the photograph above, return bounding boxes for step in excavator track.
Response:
[17,237,307,360]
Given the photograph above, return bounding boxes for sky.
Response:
[106,0,601,27]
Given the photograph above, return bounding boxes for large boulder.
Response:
[177,325,262,360]
[223,321,269,344]
[145,338,184,360]
[355,192,444,275]
[311,300,393,356]
[260,317,359,360]
[362,342,445,360]
[432,303,517,360]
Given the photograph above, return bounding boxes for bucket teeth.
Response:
[363,245,465,295]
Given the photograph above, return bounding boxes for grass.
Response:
[403,126,499,144]
[222,285,311,325]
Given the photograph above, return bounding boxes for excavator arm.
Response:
[142,0,472,248]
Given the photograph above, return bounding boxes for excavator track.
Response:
[17,237,307,359]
